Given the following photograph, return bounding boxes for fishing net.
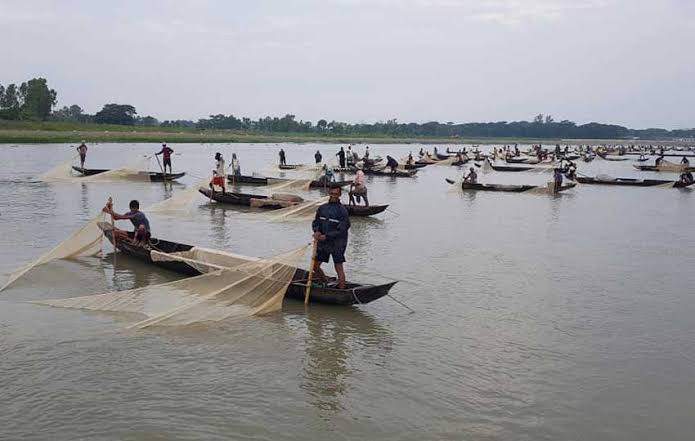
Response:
[258,196,328,222]
[266,178,313,192]
[38,155,80,181]
[33,245,309,328]
[1,212,107,291]
[147,179,209,213]
[39,156,154,183]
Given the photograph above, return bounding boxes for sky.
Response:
[1,0,694,128]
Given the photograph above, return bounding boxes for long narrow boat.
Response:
[198,188,388,216]
[596,152,630,162]
[573,176,694,188]
[488,163,549,172]
[633,163,695,172]
[278,164,303,170]
[330,167,418,178]
[445,178,576,193]
[72,167,185,181]
[97,225,396,305]
[226,174,351,188]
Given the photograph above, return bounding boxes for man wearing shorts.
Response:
[103,199,151,246]
[155,143,174,173]
[311,183,351,289]
[210,152,226,194]
[76,140,88,169]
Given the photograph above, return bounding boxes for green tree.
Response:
[0,83,21,119]
[18,78,57,120]
[94,104,137,125]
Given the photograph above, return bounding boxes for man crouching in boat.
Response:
[311,183,351,289]
[103,199,151,246]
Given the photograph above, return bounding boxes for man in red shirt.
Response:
[155,143,174,173]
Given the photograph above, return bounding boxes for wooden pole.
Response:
[304,240,319,305]
[107,197,117,256]
[154,154,166,182]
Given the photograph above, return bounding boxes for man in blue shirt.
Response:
[103,199,151,246]
[311,184,350,289]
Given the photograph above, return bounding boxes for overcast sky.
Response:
[1,0,693,128]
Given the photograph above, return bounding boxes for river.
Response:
[1,143,694,440]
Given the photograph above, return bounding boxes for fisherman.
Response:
[318,163,335,185]
[655,155,665,166]
[349,170,369,206]
[514,145,520,157]
[463,167,477,184]
[346,145,354,167]
[314,150,323,164]
[680,171,694,185]
[103,199,151,246]
[336,147,346,168]
[155,142,174,174]
[434,146,439,156]
[279,148,286,166]
[231,153,241,176]
[681,156,690,166]
[364,146,370,159]
[406,152,414,165]
[210,152,226,194]
[553,167,564,191]
[311,183,351,289]
[76,140,88,169]
[419,148,425,157]
[386,155,399,173]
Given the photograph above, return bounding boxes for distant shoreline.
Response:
[1,121,694,146]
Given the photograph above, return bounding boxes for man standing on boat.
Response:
[315,150,322,164]
[336,147,346,168]
[312,183,351,289]
[76,140,88,169]
[155,143,174,174]
[210,152,226,195]
[279,148,286,166]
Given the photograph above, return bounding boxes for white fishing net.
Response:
[147,179,208,213]
[1,212,107,291]
[33,245,309,328]
[266,178,313,192]
[246,196,329,222]
[39,156,155,183]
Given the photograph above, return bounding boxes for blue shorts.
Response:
[316,239,347,264]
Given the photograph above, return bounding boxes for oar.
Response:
[304,240,318,305]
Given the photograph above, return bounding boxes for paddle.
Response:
[304,240,319,305]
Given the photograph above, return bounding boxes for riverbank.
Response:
[1,120,694,146]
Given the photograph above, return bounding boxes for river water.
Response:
[1,143,694,440]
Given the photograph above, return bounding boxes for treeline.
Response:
[2,77,694,140]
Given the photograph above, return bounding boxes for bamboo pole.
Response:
[304,240,319,305]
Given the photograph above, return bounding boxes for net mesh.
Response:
[33,245,308,328]
[266,178,313,192]
[39,156,154,183]
[147,179,208,213]
[1,212,107,291]
[244,196,328,222]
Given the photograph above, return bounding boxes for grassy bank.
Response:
[1,120,693,146]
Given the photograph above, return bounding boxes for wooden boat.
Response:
[488,163,540,172]
[97,225,397,306]
[226,174,351,188]
[635,157,650,162]
[596,152,630,161]
[633,163,695,172]
[435,153,450,160]
[403,163,428,169]
[72,167,185,181]
[445,178,576,193]
[573,176,695,188]
[365,168,417,178]
[278,164,303,170]
[198,189,388,216]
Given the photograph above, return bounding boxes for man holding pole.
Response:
[155,143,174,174]
[311,183,350,289]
